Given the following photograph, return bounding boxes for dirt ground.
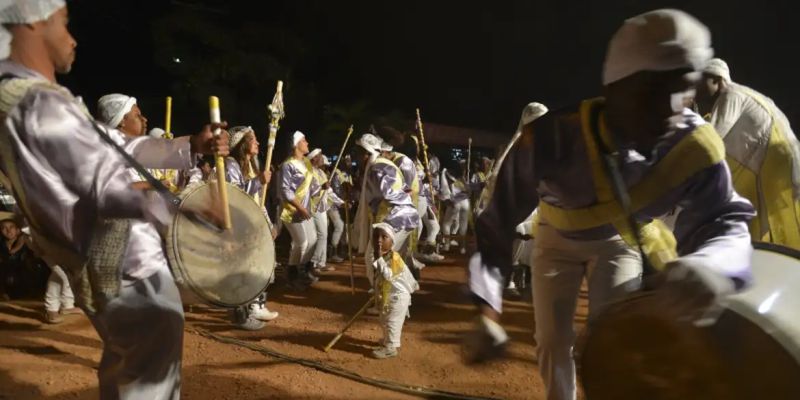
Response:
[0,253,589,400]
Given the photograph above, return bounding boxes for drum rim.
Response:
[166,182,275,308]
[752,241,800,260]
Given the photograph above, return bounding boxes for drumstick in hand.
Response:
[209,96,232,230]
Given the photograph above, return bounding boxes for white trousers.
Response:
[285,218,318,266]
[327,208,345,247]
[417,197,440,245]
[311,212,329,268]
[44,265,74,312]
[532,224,641,400]
[380,290,411,349]
[365,229,411,287]
[442,198,470,239]
[89,268,184,400]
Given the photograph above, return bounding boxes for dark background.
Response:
[62,0,799,156]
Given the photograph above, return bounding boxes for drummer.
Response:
[468,9,756,400]
[0,1,229,398]
[279,131,320,290]
[218,126,279,329]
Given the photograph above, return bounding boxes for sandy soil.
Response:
[0,254,589,400]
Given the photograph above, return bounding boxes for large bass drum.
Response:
[579,243,800,400]
[166,182,275,307]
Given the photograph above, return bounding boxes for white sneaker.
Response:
[413,258,426,270]
[430,253,445,261]
[449,240,459,246]
[249,303,279,321]
[460,247,466,255]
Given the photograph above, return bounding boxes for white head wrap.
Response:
[148,127,166,139]
[356,133,383,156]
[703,58,731,83]
[292,131,305,147]
[372,222,396,243]
[0,0,66,59]
[322,155,331,166]
[97,94,137,128]
[379,140,393,152]
[229,126,253,148]
[306,148,322,161]
[602,9,713,85]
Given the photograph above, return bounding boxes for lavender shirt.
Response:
[364,159,420,232]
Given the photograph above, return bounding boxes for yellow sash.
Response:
[538,98,725,269]
[378,251,405,310]
[280,157,314,223]
[723,88,800,249]
[309,167,328,212]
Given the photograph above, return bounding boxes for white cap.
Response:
[97,94,137,128]
[148,127,166,138]
[380,140,393,152]
[306,148,322,161]
[0,0,64,23]
[292,131,305,147]
[703,58,731,83]
[602,9,713,85]
[229,126,253,148]
[356,133,383,156]
[372,222,396,243]
[521,102,548,125]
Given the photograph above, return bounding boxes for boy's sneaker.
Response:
[371,346,398,359]
[44,310,63,324]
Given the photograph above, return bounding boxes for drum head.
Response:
[167,183,275,307]
[580,245,800,400]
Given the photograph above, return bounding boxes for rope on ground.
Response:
[189,326,501,400]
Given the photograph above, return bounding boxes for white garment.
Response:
[532,224,641,400]
[380,291,411,349]
[310,211,328,268]
[327,208,344,247]
[44,265,74,312]
[442,198,469,240]
[285,218,317,266]
[417,195,439,245]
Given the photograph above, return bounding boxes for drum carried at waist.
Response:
[579,243,800,400]
[166,182,275,308]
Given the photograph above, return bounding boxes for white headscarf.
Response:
[356,133,383,156]
[380,140,393,152]
[292,131,305,147]
[0,0,66,59]
[703,58,731,83]
[372,222,396,243]
[306,148,322,161]
[97,94,137,128]
[229,126,253,148]
[602,9,713,86]
[148,127,166,139]
[322,155,331,166]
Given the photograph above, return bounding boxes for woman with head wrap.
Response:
[468,9,755,400]
[279,131,320,290]
[209,126,277,330]
[326,154,352,263]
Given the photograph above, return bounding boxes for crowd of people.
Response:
[1,1,800,400]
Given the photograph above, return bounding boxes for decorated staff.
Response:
[415,109,438,217]
[315,125,354,213]
[209,96,232,230]
[260,81,285,208]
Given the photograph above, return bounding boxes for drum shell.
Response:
[167,182,275,308]
[579,243,800,400]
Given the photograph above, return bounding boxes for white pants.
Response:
[365,229,411,287]
[286,218,318,266]
[89,268,184,400]
[532,224,641,400]
[310,212,329,268]
[44,265,74,312]
[380,290,411,349]
[443,198,470,240]
[327,208,344,247]
[417,197,440,245]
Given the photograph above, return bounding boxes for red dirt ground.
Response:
[0,254,589,400]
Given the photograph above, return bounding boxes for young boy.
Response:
[371,222,419,359]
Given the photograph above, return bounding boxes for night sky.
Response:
[62,0,799,151]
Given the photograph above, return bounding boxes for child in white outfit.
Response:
[370,222,419,359]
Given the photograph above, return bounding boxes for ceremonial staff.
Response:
[209,96,232,230]
[260,81,285,208]
[314,125,354,213]
[164,96,174,139]
[415,109,438,220]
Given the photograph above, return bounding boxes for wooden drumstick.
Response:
[260,80,285,208]
[209,96,232,230]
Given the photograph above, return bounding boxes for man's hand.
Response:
[191,122,230,156]
[295,206,311,220]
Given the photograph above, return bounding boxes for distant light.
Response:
[173,57,181,64]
